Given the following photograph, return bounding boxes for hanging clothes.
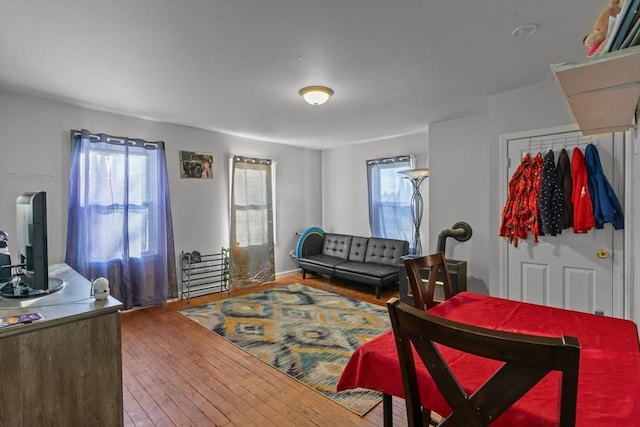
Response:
[571,147,595,233]
[537,150,563,236]
[584,143,624,229]
[500,153,543,247]
[556,148,573,230]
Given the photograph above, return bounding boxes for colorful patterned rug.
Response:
[179,283,390,416]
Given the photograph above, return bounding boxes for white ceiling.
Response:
[0,0,604,149]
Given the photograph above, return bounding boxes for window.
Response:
[78,143,157,261]
[66,129,177,309]
[233,166,269,246]
[229,156,276,289]
[367,155,414,243]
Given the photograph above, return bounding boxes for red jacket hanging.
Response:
[500,153,543,247]
[571,147,595,233]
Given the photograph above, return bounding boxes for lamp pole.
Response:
[399,169,429,256]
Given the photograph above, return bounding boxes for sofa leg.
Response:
[302,270,307,279]
[375,286,381,299]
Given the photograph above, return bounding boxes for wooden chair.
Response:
[387,298,580,427]
[404,253,454,311]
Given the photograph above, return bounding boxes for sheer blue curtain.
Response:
[65,129,177,309]
[367,155,414,244]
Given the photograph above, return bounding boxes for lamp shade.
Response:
[299,86,334,105]
[398,168,429,182]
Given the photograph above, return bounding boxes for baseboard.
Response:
[276,269,301,279]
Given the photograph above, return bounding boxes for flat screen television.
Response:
[0,191,63,298]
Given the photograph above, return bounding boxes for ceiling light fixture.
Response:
[299,85,334,106]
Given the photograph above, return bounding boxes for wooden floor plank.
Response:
[122,274,408,426]
[122,386,155,427]
[123,359,174,426]
[125,338,216,426]
[138,335,234,426]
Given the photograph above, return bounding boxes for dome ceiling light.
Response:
[299,85,334,106]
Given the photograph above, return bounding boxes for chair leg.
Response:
[376,286,381,299]
[383,393,393,427]
[422,408,437,426]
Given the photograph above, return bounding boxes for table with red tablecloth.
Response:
[337,292,640,426]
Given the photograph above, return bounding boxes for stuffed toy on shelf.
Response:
[584,0,623,56]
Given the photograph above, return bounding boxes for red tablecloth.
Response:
[337,292,640,426]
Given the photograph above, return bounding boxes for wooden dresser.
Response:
[0,263,123,426]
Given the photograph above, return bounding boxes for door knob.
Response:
[596,249,609,259]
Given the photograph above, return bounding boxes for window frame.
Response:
[78,143,157,261]
[367,155,415,243]
[228,156,278,247]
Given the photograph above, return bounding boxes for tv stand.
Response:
[0,263,123,426]
[0,276,63,298]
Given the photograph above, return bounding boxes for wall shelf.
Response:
[551,46,640,135]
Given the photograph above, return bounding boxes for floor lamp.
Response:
[398,168,429,255]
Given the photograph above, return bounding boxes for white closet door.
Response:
[504,130,623,316]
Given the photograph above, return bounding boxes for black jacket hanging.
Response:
[557,148,573,230]
[538,150,563,236]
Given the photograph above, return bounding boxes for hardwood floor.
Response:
[121,274,409,426]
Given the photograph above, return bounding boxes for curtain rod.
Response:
[232,155,271,165]
[71,129,165,150]
[367,155,413,165]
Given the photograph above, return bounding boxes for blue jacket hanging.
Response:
[584,143,624,230]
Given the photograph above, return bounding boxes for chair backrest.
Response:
[387,298,580,427]
[404,253,454,310]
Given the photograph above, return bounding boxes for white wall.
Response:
[0,89,322,279]
[632,127,639,324]
[428,80,578,294]
[320,79,597,296]
[321,132,428,241]
[2,83,637,324]
[487,78,578,295]
[429,113,489,293]
[320,80,582,297]
[429,78,638,324]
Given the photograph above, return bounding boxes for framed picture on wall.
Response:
[179,151,214,179]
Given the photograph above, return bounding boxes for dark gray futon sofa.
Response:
[297,233,409,298]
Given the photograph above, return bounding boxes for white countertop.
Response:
[0,263,122,338]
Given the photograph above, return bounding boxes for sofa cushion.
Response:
[348,236,369,262]
[363,238,409,266]
[335,261,399,286]
[335,261,399,279]
[299,254,350,269]
[298,254,349,276]
[321,233,353,260]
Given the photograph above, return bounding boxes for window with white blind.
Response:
[367,155,414,244]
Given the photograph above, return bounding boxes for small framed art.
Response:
[179,151,214,179]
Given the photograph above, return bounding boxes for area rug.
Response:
[179,283,390,416]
